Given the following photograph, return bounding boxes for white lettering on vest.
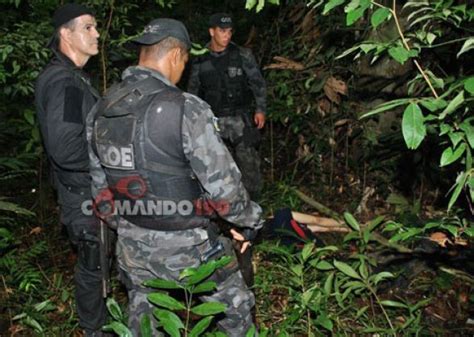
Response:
[97,144,135,170]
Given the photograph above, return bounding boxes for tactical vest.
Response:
[92,76,209,230]
[198,43,251,116]
[36,58,100,193]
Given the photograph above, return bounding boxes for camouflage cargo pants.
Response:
[217,115,262,200]
[116,220,255,337]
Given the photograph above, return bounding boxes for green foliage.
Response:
[256,212,432,335]
[245,0,280,13]
[314,0,474,211]
[145,257,232,336]
[384,215,471,243]
[105,256,258,336]
[103,298,133,337]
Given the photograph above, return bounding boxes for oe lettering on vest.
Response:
[97,144,135,170]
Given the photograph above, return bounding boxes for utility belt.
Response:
[122,213,210,232]
[217,109,261,149]
[215,106,249,118]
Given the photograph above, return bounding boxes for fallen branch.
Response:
[294,189,343,221]
[294,188,413,253]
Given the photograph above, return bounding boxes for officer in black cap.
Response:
[87,17,262,336]
[35,3,109,337]
[187,13,267,289]
[187,13,267,201]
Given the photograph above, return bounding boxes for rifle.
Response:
[98,219,112,297]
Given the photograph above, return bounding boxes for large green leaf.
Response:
[380,300,408,308]
[335,45,361,59]
[359,98,411,119]
[334,260,361,280]
[189,316,214,337]
[440,143,466,167]
[448,132,463,148]
[246,324,257,337]
[371,7,391,29]
[402,103,426,150]
[315,260,334,271]
[153,309,184,337]
[256,0,265,13]
[193,281,217,294]
[343,212,360,231]
[457,38,474,58]
[468,121,474,149]
[213,256,233,269]
[448,171,468,211]
[316,312,333,330]
[346,0,371,26]
[388,46,411,64]
[372,271,394,285]
[323,0,346,15]
[301,242,315,261]
[419,98,447,112]
[140,314,152,337]
[183,263,215,286]
[245,0,257,11]
[0,200,35,216]
[102,322,132,337]
[191,302,227,316]
[465,77,474,95]
[143,278,182,290]
[439,90,464,120]
[147,292,186,311]
[106,298,124,322]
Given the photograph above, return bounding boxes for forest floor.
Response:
[1,155,473,336]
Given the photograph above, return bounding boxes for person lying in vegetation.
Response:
[260,208,349,246]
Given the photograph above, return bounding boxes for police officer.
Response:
[87,18,262,336]
[187,12,267,200]
[35,3,107,337]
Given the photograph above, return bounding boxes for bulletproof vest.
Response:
[92,76,209,230]
[198,43,251,116]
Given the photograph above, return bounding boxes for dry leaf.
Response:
[334,119,350,127]
[29,226,42,235]
[429,232,452,248]
[301,7,316,35]
[264,56,305,71]
[324,76,348,104]
[317,98,331,116]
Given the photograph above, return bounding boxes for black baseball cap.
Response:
[132,18,192,50]
[52,3,94,29]
[209,13,233,28]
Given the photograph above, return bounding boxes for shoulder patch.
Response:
[63,86,84,124]
[212,116,221,132]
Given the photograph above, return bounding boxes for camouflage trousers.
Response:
[217,115,262,200]
[116,220,255,337]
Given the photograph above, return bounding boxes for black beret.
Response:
[52,3,94,29]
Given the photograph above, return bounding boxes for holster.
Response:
[205,223,239,281]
